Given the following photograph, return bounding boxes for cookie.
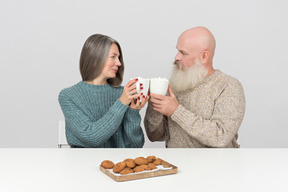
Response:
[134,157,148,165]
[124,158,136,168]
[153,158,162,165]
[101,160,114,169]
[133,165,145,173]
[119,168,134,175]
[147,156,156,163]
[147,163,157,170]
[113,162,126,173]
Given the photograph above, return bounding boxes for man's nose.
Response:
[175,52,181,61]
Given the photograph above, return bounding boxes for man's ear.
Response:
[201,51,209,64]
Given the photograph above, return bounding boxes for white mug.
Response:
[131,77,150,97]
[149,77,169,96]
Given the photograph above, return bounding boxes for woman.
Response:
[58,34,149,148]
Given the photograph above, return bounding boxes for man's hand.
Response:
[149,85,179,116]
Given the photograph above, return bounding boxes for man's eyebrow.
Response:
[179,49,187,54]
[176,46,187,54]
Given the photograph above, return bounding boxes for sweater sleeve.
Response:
[58,91,128,147]
[171,82,245,148]
[122,108,144,148]
[144,103,169,142]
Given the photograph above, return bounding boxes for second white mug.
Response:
[149,77,169,96]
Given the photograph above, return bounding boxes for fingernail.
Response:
[140,87,143,90]
[148,93,150,96]
[135,78,138,81]
[138,97,140,100]
[140,83,143,86]
[141,93,143,95]
[142,95,145,99]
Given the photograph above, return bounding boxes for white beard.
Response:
[169,59,208,92]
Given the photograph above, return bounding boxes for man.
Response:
[144,26,245,148]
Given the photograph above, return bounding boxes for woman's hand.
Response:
[130,93,150,110]
[119,79,142,106]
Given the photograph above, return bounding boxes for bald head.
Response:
[175,26,216,75]
[179,26,216,58]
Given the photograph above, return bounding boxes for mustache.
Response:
[173,60,184,70]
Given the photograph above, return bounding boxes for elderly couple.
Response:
[58,26,245,148]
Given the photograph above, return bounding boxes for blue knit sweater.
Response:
[58,81,144,148]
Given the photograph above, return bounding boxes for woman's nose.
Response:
[116,58,121,66]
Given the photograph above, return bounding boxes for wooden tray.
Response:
[99,159,178,182]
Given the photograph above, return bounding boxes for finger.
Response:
[124,84,136,97]
[150,93,165,100]
[127,83,137,90]
[127,83,143,93]
[129,92,142,100]
[136,97,141,108]
[150,97,162,104]
[150,100,162,108]
[140,95,146,108]
[127,89,137,95]
[141,95,149,107]
[168,85,175,97]
[146,95,150,101]
[152,103,162,109]
[126,78,139,88]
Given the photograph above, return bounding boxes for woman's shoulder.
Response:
[59,82,81,97]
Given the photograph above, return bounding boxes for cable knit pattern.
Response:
[144,70,245,148]
[58,81,144,148]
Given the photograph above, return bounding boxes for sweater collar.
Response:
[202,69,221,84]
[78,81,112,91]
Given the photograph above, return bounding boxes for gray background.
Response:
[1,0,287,148]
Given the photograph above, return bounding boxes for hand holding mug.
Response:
[149,85,179,116]
[130,92,150,110]
[129,77,150,110]
[119,79,142,106]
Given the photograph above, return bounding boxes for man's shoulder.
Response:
[215,70,243,87]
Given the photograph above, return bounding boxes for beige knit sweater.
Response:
[144,70,245,148]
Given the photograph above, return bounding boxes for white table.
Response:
[1,148,287,192]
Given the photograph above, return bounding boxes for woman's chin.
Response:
[108,74,116,79]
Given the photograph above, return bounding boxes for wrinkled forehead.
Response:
[177,34,204,52]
